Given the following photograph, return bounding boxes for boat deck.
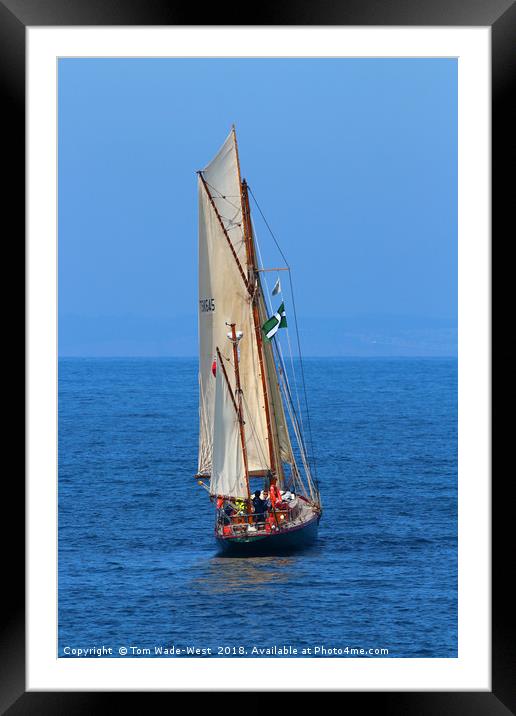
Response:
[215,497,319,539]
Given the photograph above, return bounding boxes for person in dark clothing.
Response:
[223,501,235,525]
[252,490,266,529]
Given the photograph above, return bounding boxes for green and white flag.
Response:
[262,303,287,341]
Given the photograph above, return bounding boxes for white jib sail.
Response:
[211,362,247,499]
[198,130,270,475]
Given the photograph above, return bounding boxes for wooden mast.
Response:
[232,126,283,483]
[240,177,284,484]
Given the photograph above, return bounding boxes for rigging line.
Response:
[234,239,247,262]
[248,184,319,486]
[218,216,242,230]
[201,179,243,214]
[251,215,303,432]
[201,179,241,202]
[275,358,312,500]
[245,269,309,495]
[199,174,250,294]
[272,340,308,459]
[216,205,241,222]
[278,327,306,446]
[272,338,314,495]
[250,209,317,503]
[251,217,274,314]
[252,214,313,494]
[252,218,304,473]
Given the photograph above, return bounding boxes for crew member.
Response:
[252,490,266,529]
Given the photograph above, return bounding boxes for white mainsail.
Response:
[198,130,271,480]
[211,363,247,499]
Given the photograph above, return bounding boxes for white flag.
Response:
[272,278,281,296]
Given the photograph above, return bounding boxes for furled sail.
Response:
[210,362,247,499]
[198,130,270,476]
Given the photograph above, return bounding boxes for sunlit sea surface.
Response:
[58,357,457,658]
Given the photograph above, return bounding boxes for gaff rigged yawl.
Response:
[195,128,322,555]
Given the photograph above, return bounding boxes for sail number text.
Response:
[199,298,216,313]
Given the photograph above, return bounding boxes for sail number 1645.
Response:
[199,298,215,312]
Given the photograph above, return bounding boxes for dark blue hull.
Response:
[216,516,320,557]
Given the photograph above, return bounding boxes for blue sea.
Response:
[58,357,457,658]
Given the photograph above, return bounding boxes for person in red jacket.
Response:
[269,477,281,506]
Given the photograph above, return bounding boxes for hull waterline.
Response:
[216,515,320,556]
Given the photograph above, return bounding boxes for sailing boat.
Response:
[195,127,322,555]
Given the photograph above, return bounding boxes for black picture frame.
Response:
[6,0,511,711]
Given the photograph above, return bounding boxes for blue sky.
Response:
[58,58,457,356]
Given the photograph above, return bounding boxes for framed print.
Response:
[4,0,512,710]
